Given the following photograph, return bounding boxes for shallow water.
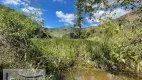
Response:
[64,69,139,80]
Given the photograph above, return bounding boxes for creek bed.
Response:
[63,68,140,80]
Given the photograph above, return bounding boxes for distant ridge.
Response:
[48,26,77,38]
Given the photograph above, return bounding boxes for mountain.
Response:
[47,26,79,38]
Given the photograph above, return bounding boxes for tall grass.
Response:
[31,38,96,69]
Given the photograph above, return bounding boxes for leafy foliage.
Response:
[82,18,142,73]
[74,0,142,28]
[0,5,50,38]
[0,5,48,70]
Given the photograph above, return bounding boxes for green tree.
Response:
[74,0,142,28]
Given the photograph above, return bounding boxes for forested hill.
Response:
[48,26,81,38]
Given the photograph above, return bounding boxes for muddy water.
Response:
[64,69,137,80]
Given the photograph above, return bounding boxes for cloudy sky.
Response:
[0,0,139,28]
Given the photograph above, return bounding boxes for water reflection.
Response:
[64,69,136,80]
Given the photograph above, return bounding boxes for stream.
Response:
[63,68,140,80]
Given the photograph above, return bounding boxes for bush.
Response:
[87,20,142,73]
[0,5,47,69]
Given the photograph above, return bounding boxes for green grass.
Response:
[31,38,113,72]
[31,38,97,69]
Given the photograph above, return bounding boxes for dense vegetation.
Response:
[0,4,50,79]
[80,8,142,73]
[0,3,142,80]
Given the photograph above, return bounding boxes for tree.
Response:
[74,0,142,28]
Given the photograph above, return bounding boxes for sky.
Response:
[0,0,141,28]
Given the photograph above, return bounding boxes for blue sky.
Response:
[0,0,78,28]
[39,0,77,28]
[0,0,141,28]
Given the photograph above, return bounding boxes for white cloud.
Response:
[64,23,69,26]
[86,18,94,23]
[91,24,98,26]
[53,0,66,4]
[107,8,131,19]
[2,0,22,5]
[45,26,52,28]
[21,6,44,23]
[20,8,30,13]
[56,11,76,25]
[86,10,105,23]
[86,7,131,24]
[21,6,43,16]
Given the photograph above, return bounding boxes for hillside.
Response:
[48,26,81,38]
[114,7,142,29]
